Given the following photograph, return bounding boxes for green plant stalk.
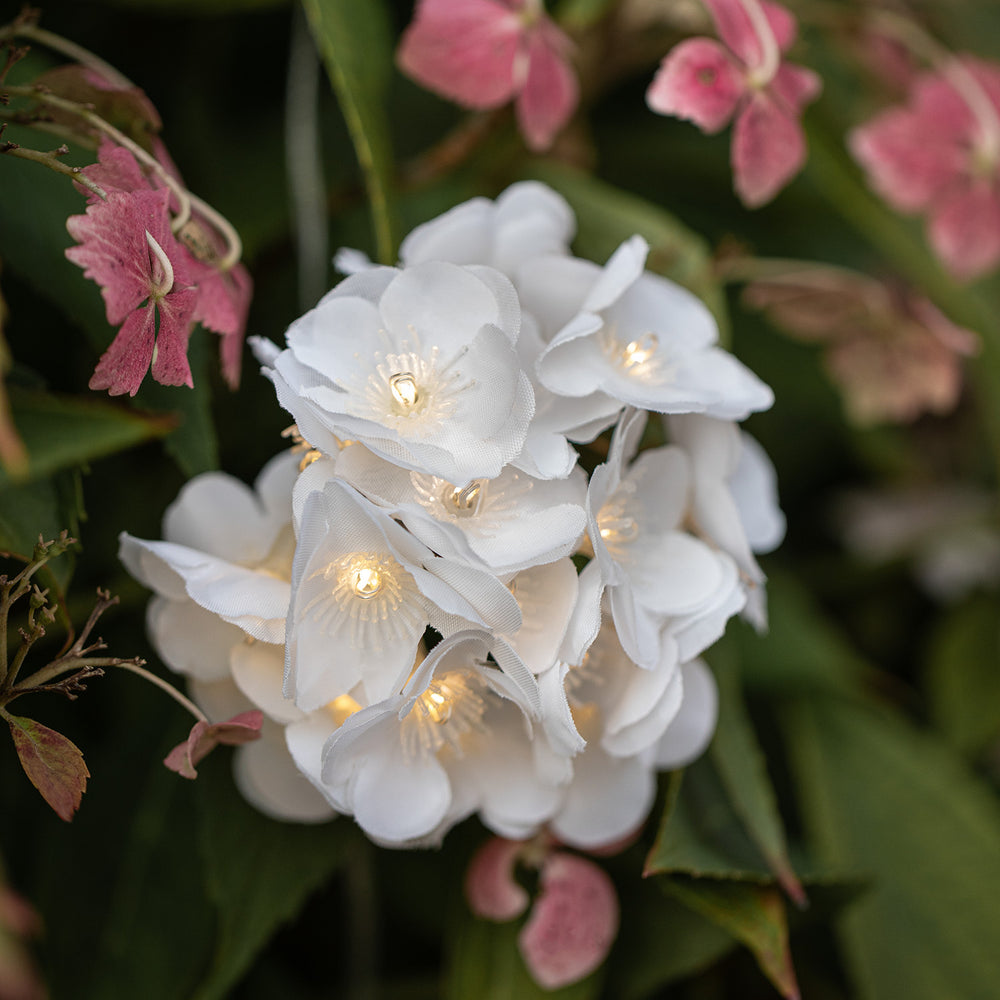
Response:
[805,123,1000,489]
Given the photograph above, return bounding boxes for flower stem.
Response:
[740,0,781,87]
[0,141,107,199]
[113,661,209,724]
[0,19,135,90]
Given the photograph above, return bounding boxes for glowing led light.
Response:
[389,371,420,408]
[349,564,383,599]
[621,332,658,370]
[328,694,362,726]
[444,480,485,517]
[599,515,639,543]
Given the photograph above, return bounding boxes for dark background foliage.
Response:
[2,1,1000,997]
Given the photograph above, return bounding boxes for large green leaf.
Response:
[519,163,729,339]
[87,754,214,1000]
[783,696,1000,1000]
[611,879,737,999]
[729,572,875,697]
[443,905,603,1000]
[192,751,351,1000]
[302,0,397,263]
[0,387,174,489]
[0,472,81,589]
[923,592,1000,758]
[709,648,804,904]
[661,879,799,1000]
[646,764,774,882]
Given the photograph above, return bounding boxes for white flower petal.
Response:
[654,659,718,769]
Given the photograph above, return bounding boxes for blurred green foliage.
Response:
[1,0,1000,998]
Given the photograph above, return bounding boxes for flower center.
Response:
[303,551,425,650]
[389,371,420,410]
[596,487,639,558]
[601,326,666,381]
[443,480,486,517]
[402,670,491,758]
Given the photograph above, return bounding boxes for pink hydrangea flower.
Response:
[645,0,821,207]
[71,138,251,391]
[163,710,263,780]
[465,834,620,990]
[66,189,199,396]
[397,0,578,151]
[850,56,1000,281]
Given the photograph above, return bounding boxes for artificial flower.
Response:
[646,0,821,206]
[259,261,535,487]
[529,236,774,420]
[397,0,578,151]
[850,56,1000,280]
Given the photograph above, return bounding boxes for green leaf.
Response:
[645,765,774,883]
[0,387,174,489]
[610,879,737,999]
[89,752,215,1000]
[3,712,89,821]
[0,473,80,589]
[729,571,875,697]
[0,144,109,351]
[554,0,618,28]
[443,906,603,1000]
[923,592,1000,757]
[782,696,1000,1000]
[709,648,805,904]
[192,751,351,1000]
[662,879,800,1000]
[519,163,729,340]
[94,0,286,10]
[302,0,397,263]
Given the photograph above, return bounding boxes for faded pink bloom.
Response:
[74,139,251,390]
[744,267,979,424]
[163,710,263,780]
[0,883,45,1000]
[518,852,619,990]
[66,189,198,396]
[850,56,1000,281]
[465,834,620,989]
[646,0,821,207]
[397,0,578,151]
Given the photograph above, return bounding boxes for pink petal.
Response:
[646,38,745,134]
[518,852,619,990]
[515,27,578,150]
[150,285,199,388]
[464,837,531,921]
[66,189,175,324]
[164,710,263,780]
[731,93,806,207]
[200,264,252,390]
[703,0,797,69]
[928,182,1000,281]
[397,0,523,109]
[770,62,821,113]
[88,302,157,397]
[78,138,152,202]
[849,107,965,213]
[911,69,977,144]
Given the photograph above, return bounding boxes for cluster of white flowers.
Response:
[120,182,784,848]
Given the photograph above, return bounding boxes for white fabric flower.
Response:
[286,473,521,709]
[529,236,773,420]
[576,409,745,670]
[319,631,570,846]
[259,262,535,486]
[120,450,299,652]
[334,444,587,575]
[399,181,576,279]
[668,414,785,629]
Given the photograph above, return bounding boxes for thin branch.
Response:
[113,660,208,724]
[0,140,107,199]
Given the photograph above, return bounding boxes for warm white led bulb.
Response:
[350,564,383,599]
[621,332,658,370]
[389,371,420,408]
[444,480,485,517]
